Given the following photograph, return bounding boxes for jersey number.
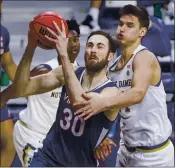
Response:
[60,108,85,136]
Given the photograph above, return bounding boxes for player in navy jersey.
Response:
[0,1,17,166]
[1,19,121,165]
[28,22,121,166]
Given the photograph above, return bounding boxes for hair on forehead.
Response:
[119,4,149,30]
[87,30,117,53]
[66,19,80,36]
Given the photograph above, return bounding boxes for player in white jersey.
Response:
[1,19,80,167]
[73,5,174,166]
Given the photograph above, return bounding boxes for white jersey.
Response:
[108,45,172,147]
[19,58,78,134]
[19,58,61,134]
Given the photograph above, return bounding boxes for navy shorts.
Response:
[29,148,63,167]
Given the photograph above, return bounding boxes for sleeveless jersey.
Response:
[0,25,11,121]
[19,58,78,135]
[108,45,172,147]
[41,67,117,166]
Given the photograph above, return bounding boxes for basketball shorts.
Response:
[13,120,46,167]
[29,148,64,167]
[116,139,174,167]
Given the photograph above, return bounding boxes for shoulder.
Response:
[43,58,59,70]
[134,49,156,64]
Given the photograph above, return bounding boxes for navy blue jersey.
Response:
[0,25,10,79]
[41,67,117,167]
[0,25,10,55]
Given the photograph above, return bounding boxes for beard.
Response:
[85,54,108,73]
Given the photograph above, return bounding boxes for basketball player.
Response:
[1,19,80,167]
[74,5,174,166]
[4,18,121,165]
[0,0,17,166]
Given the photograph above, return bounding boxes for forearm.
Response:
[0,141,16,167]
[13,45,35,96]
[61,55,85,104]
[4,62,17,82]
[106,88,144,110]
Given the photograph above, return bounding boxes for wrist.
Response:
[27,42,37,50]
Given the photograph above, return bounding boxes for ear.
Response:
[108,53,114,62]
[139,27,147,37]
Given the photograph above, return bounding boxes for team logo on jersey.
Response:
[126,70,130,76]
[126,64,131,76]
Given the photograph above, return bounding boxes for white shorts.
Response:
[116,139,174,167]
[13,120,46,167]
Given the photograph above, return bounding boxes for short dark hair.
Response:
[66,19,80,36]
[87,30,117,53]
[119,4,149,30]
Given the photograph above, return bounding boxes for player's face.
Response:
[116,15,145,46]
[85,35,110,72]
[67,30,80,61]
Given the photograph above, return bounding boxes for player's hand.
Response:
[94,138,117,160]
[45,20,68,58]
[74,93,108,120]
[27,21,38,49]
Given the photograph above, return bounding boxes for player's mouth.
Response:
[89,55,98,61]
[72,48,78,54]
[117,33,124,40]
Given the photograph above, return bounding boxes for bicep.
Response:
[24,67,64,96]
[132,52,153,92]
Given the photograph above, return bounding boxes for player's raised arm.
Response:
[46,21,84,104]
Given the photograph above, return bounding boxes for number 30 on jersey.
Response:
[60,108,85,136]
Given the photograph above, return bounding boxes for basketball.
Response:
[30,11,69,50]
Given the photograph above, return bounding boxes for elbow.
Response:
[134,89,146,104]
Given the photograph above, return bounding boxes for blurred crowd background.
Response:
[1,0,174,166]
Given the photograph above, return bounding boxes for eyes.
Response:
[69,36,80,43]
[119,21,134,28]
[87,43,104,49]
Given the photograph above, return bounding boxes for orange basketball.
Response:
[30,12,69,50]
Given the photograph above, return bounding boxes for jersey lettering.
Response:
[60,108,85,136]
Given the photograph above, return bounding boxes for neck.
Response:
[83,67,108,92]
[120,41,140,62]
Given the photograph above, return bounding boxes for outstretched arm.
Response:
[0,29,66,109]
[74,50,154,115]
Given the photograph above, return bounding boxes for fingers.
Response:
[106,143,112,154]
[61,20,66,37]
[95,148,105,161]
[45,35,55,43]
[73,101,89,110]
[94,149,101,160]
[84,113,93,121]
[52,21,62,35]
[109,139,117,147]
[46,27,57,39]
[74,105,90,115]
